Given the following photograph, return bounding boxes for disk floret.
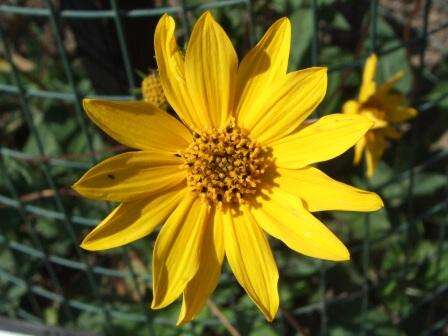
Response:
[181,120,270,206]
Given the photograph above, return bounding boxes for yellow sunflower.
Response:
[343,54,418,177]
[73,12,383,324]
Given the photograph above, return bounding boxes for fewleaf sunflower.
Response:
[73,12,383,324]
[343,54,417,177]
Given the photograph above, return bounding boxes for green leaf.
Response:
[289,8,313,70]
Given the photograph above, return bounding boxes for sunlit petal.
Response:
[177,209,225,325]
[73,151,186,201]
[272,114,373,169]
[155,14,204,130]
[224,209,279,321]
[81,186,187,250]
[276,167,383,212]
[152,194,210,309]
[83,99,191,151]
[251,189,350,261]
[250,67,327,143]
[236,18,291,132]
[185,12,238,128]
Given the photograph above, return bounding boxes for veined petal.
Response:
[276,167,383,212]
[154,14,203,131]
[359,54,377,103]
[83,99,191,152]
[152,194,210,309]
[224,209,279,321]
[80,185,187,251]
[177,208,225,325]
[251,189,350,261]
[272,114,373,169]
[342,100,360,115]
[250,67,328,144]
[236,18,291,132]
[185,11,238,128]
[73,151,186,201]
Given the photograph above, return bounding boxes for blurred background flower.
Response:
[343,54,417,177]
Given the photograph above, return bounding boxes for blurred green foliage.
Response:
[0,0,447,335]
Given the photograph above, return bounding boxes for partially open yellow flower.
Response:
[343,54,417,177]
[141,71,168,110]
[73,12,383,324]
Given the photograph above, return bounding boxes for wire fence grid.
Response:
[0,0,447,335]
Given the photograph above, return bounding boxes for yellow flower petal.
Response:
[154,14,203,131]
[379,92,406,110]
[365,133,387,178]
[276,167,383,212]
[80,186,187,251]
[342,100,360,115]
[235,18,291,132]
[388,107,417,123]
[83,99,191,152]
[177,209,225,325]
[72,151,186,201]
[365,148,375,178]
[354,135,366,165]
[250,67,328,143]
[359,54,377,103]
[251,189,350,261]
[361,108,389,129]
[377,70,404,95]
[224,209,279,321]
[185,11,238,128]
[152,194,210,309]
[272,114,373,169]
[383,126,402,139]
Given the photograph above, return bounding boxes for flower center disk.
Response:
[181,122,270,206]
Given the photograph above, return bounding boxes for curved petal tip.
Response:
[275,17,291,34]
[371,192,384,211]
[338,248,351,261]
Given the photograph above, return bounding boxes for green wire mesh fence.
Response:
[0,0,447,335]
